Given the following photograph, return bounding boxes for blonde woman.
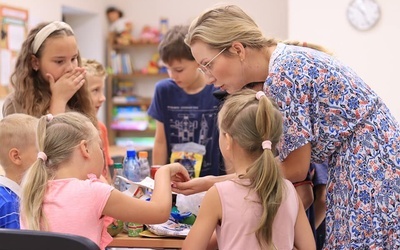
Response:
[177,4,400,248]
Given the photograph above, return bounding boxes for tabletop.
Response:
[108,232,184,249]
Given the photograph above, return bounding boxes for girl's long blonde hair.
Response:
[218,89,284,249]
[20,112,96,230]
[10,22,97,125]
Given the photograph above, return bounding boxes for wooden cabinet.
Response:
[106,34,167,146]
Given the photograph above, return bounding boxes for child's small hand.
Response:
[47,67,86,105]
[166,162,190,182]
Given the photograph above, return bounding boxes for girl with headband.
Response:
[2,21,95,125]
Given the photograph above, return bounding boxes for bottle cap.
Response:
[127,150,136,158]
[113,163,123,169]
[138,151,148,158]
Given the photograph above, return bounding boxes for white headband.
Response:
[32,21,74,54]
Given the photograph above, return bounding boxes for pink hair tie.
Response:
[37,152,47,161]
[46,114,53,121]
[262,140,272,150]
[256,91,266,100]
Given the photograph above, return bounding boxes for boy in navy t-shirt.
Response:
[148,25,225,177]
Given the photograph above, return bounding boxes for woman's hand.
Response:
[172,174,236,195]
[172,176,212,195]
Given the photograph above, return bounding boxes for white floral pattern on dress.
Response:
[264,43,400,249]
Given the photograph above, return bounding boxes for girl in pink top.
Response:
[183,89,315,250]
[19,112,190,250]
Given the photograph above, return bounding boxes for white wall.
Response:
[289,0,400,121]
[106,0,288,39]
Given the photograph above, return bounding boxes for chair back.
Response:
[0,228,100,250]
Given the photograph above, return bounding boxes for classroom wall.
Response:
[0,0,398,122]
[288,0,400,121]
[105,0,288,40]
[0,0,107,53]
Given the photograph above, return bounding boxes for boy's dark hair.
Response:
[158,25,194,65]
[106,6,123,18]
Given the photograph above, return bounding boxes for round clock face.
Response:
[347,0,381,31]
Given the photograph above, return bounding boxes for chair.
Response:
[0,228,100,250]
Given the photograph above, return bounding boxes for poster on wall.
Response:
[0,4,29,98]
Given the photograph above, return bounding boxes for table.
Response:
[108,232,184,249]
[109,145,152,157]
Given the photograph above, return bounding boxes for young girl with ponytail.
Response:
[182,89,315,250]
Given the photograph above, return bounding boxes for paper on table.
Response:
[116,175,177,194]
[116,176,155,189]
[146,219,190,238]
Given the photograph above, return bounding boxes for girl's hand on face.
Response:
[47,67,86,105]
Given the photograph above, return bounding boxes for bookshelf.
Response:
[106,33,168,146]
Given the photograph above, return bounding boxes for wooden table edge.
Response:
[108,234,184,248]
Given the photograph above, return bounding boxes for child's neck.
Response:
[3,169,23,185]
[231,152,259,177]
[54,167,86,180]
[182,74,206,95]
[53,160,89,180]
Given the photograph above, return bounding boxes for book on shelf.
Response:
[110,50,133,74]
[113,81,136,96]
[115,137,155,148]
[111,106,149,131]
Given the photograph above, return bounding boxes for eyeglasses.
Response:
[198,48,226,75]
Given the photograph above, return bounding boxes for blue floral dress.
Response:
[264,43,400,249]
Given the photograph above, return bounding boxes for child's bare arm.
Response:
[293,193,316,250]
[102,163,189,224]
[182,186,221,250]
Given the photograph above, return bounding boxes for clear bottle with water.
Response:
[138,151,150,181]
[113,163,125,191]
[123,150,140,186]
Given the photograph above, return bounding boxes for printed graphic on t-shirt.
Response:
[167,105,217,147]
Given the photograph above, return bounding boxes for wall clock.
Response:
[346,0,381,31]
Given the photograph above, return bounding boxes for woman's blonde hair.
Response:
[20,112,97,230]
[185,4,331,54]
[10,22,97,125]
[218,89,284,249]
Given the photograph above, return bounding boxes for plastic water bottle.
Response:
[138,151,150,181]
[123,150,140,184]
[113,163,125,191]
